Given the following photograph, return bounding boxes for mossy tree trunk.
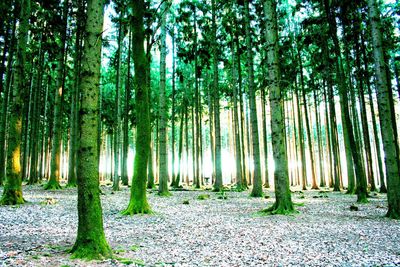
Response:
[45,0,68,190]
[368,0,400,218]
[158,0,170,196]
[123,0,151,215]
[1,0,30,205]
[244,0,262,197]
[263,0,294,214]
[0,13,16,187]
[70,0,112,260]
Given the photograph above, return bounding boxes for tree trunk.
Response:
[123,0,152,214]
[45,0,68,190]
[298,50,318,190]
[70,0,112,259]
[158,1,170,196]
[211,0,223,191]
[67,0,83,187]
[121,27,132,187]
[263,0,294,214]
[368,0,400,218]
[244,0,262,197]
[170,27,176,187]
[294,81,307,190]
[1,0,30,205]
[0,13,16,186]
[112,9,124,191]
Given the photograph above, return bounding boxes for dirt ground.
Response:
[0,185,399,266]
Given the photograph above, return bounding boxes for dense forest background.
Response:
[1,0,400,204]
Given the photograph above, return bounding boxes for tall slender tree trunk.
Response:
[231,42,244,191]
[1,0,30,204]
[123,0,151,214]
[313,86,325,187]
[67,0,83,187]
[70,0,112,259]
[158,1,170,196]
[45,0,68,190]
[263,0,294,214]
[113,10,124,191]
[368,0,400,218]
[298,51,318,189]
[294,81,307,190]
[0,13,16,186]
[211,0,222,191]
[121,28,132,187]
[170,27,176,187]
[244,0,262,197]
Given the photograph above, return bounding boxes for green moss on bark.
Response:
[157,191,172,197]
[0,186,24,205]
[70,0,111,261]
[250,187,263,198]
[122,198,152,215]
[123,0,152,216]
[70,237,112,260]
[43,179,62,190]
[261,200,297,215]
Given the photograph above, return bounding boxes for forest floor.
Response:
[0,185,399,267]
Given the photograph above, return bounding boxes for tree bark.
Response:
[1,0,30,205]
[123,0,152,215]
[70,0,112,259]
[263,0,294,214]
[368,0,400,218]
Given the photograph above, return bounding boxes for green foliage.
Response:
[130,245,140,252]
[217,191,228,200]
[197,194,210,200]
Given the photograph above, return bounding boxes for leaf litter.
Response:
[0,186,399,266]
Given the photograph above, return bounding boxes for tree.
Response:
[44,0,69,190]
[70,0,112,259]
[1,0,30,205]
[262,0,294,214]
[368,0,400,219]
[122,0,152,215]
[244,0,262,197]
[211,0,223,192]
[158,0,171,196]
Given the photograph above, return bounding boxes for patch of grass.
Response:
[114,248,126,254]
[130,245,140,252]
[182,200,190,205]
[31,255,40,260]
[117,258,134,265]
[157,191,172,197]
[132,259,145,266]
[197,194,210,200]
[217,191,228,200]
